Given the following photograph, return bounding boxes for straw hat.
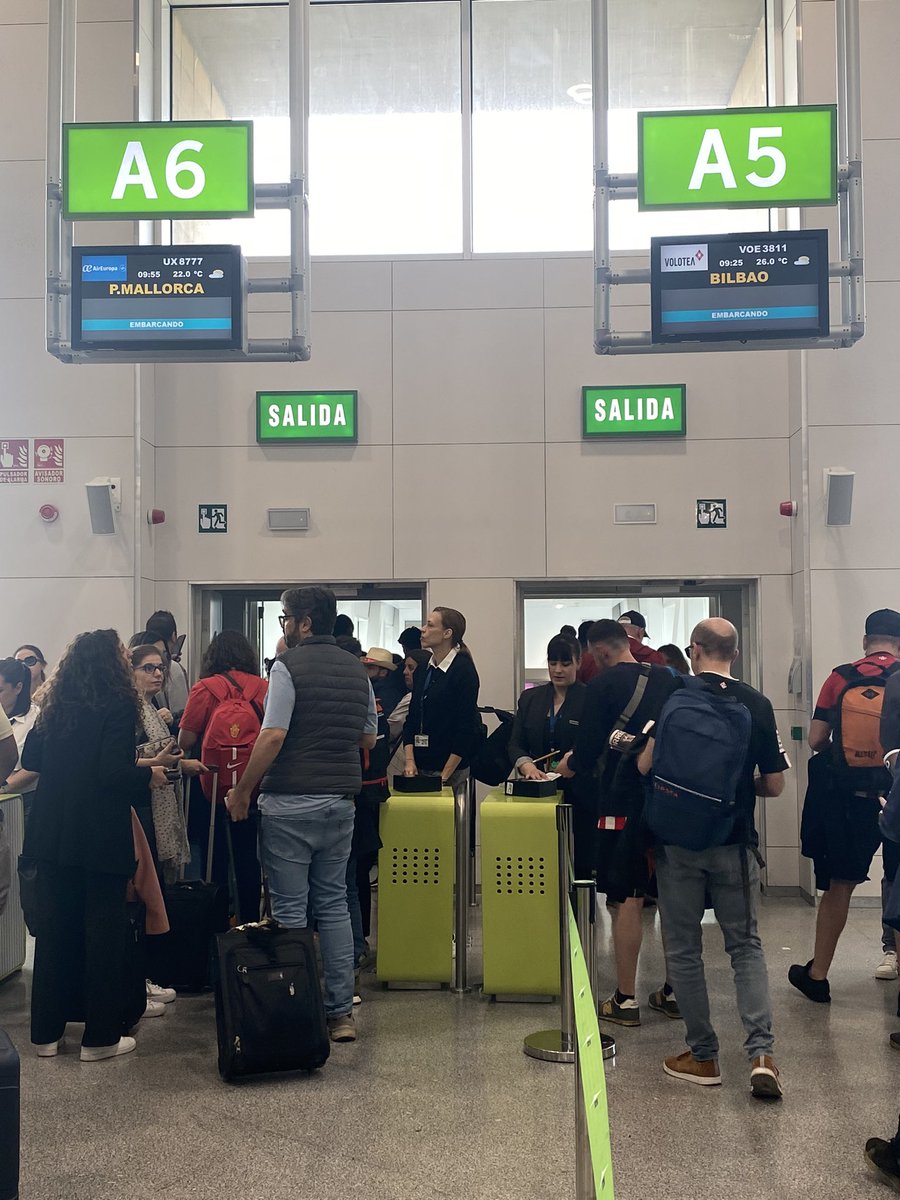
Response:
[361,647,397,671]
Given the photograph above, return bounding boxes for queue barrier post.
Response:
[523,803,575,1062]
[574,881,598,1200]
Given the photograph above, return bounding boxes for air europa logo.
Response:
[660,244,708,273]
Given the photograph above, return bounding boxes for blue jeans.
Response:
[260,796,355,1018]
[656,843,775,1062]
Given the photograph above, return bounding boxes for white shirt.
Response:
[7,703,39,792]
[430,647,459,674]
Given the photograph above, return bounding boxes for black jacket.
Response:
[22,701,152,877]
[403,651,481,773]
[508,682,586,769]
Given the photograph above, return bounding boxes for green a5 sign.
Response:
[638,106,837,210]
[63,121,254,219]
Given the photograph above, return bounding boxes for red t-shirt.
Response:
[628,637,667,668]
[180,671,268,740]
[813,652,899,724]
[577,654,599,685]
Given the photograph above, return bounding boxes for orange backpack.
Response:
[831,662,900,793]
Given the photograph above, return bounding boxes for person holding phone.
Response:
[509,633,586,781]
[131,644,205,884]
[402,607,480,789]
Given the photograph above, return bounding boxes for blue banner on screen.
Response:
[650,230,829,343]
[81,255,128,281]
[71,245,245,353]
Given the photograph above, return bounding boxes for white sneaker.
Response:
[141,1000,166,1018]
[875,951,899,980]
[35,1037,64,1058]
[80,1036,136,1062]
[146,979,176,1004]
[353,994,362,1007]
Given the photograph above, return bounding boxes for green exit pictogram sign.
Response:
[638,106,837,210]
[63,121,254,219]
[257,391,358,443]
[582,385,686,438]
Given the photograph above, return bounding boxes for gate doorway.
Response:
[191,582,425,675]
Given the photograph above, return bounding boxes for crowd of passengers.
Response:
[2,595,899,1190]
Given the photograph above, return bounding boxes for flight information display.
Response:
[71,245,245,352]
[650,229,829,343]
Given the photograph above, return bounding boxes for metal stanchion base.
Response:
[523,1029,576,1063]
[601,1033,616,1060]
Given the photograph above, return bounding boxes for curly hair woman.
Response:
[22,629,167,1062]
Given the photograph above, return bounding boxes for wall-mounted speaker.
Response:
[86,477,121,535]
[824,468,854,526]
[267,507,310,531]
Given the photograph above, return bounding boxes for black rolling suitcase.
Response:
[0,1027,19,1200]
[214,829,329,1082]
[214,919,329,1081]
[155,768,229,992]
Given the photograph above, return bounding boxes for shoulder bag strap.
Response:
[612,662,651,733]
[221,671,266,723]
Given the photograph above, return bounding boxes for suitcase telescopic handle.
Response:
[205,765,220,884]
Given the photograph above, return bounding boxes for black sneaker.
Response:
[788,960,831,1004]
[890,1032,900,1053]
[598,992,641,1027]
[648,988,681,1019]
[864,1138,900,1193]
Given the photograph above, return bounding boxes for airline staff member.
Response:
[509,634,586,779]
[403,607,480,789]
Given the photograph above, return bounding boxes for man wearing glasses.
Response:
[225,586,377,1045]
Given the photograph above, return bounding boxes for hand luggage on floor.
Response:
[155,768,229,992]
[214,919,330,1081]
[0,794,26,982]
[214,828,329,1082]
[0,1026,20,1200]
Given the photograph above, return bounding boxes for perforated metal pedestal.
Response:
[376,788,455,986]
[481,789,561,998]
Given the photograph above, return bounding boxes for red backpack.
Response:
[198,672,267,803]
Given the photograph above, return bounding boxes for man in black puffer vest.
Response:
[226,586,377,1044]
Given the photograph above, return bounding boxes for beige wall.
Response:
[2,0,899,892]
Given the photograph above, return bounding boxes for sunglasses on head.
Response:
[18,655,40,668]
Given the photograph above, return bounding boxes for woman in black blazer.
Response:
[403,607,480,787]
[23,629,165,1062]
[508,634,586,779]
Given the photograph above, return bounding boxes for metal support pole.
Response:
[46,0,76,351]
[574,882,597,1200]
[524,804,575,1062]
[591,0,610,352]
[468,774,478,907]
[288,0,311,360]
[841,0,865,337]
[452,778,470,994]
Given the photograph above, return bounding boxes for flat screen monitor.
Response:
[71,244,245,353]
[650,229,829,344]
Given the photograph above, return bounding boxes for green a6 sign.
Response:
[63,122,254,219]
[638,106,837,210]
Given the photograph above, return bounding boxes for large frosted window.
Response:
[172,2,462,255]
[171,0,769,256]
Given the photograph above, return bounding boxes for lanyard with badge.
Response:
[415,664,437,748]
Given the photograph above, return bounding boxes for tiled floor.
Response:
[0,897,897,1199]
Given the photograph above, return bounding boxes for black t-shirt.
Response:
[695,672,791,842]
[569,662,681,815]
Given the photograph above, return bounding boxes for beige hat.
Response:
[361,647,397,671]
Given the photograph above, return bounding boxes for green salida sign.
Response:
[638,105,837,210]
[257,391,358,444]
[582,385,686,438]
[63,121,254,219]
